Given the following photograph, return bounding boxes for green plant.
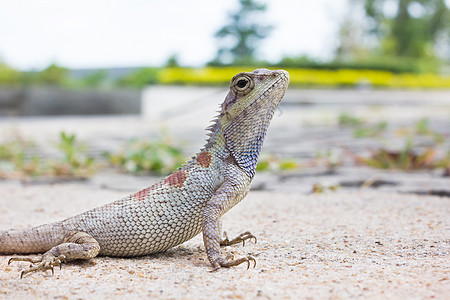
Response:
[358,138,439,171]
[255,158,270,171]
[415,118,431,135]
[277,55,424,74]
[82,70,108,88]
[117,68,161,88]
[312,149,342,172]
[413,118,444,144]
[338,113,365,126]
[0,138,43,178]
[35,64,69,86]
[255,154,299,172]
[354,121,388,138]
[104,136,186,175]
[0,63,21,86]
[159,67,450,88]
[51,132,96,177]
[357,116,449,172]
[0,132,96,179]
[312,183,340,194]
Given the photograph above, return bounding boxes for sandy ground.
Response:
[0,181,448,299]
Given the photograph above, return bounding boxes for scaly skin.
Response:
[0,69,289,277]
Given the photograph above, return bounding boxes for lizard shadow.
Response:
[83,245,207,268]
[144,245,207,267]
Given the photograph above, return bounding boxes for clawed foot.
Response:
[210,254,256,272]
[220,231,257,247]
[8,254,66,278]
[212,231,257,271]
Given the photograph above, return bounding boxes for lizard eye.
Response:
[237,79,248,88]
[231,74,254,96]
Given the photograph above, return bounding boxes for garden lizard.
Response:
[0,68,289,278]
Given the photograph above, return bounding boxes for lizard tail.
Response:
[0,222,66,254]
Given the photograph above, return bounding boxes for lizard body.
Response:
[0,69,289,277]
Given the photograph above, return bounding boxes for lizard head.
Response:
[219,69,289,178]
[220,69,289,127]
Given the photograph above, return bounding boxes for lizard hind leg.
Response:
[8,231,100,278]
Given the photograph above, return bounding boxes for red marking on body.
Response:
[165,170,187,188]
[133,187,152,200]
[196,151,212,167]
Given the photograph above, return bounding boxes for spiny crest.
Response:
[203,105,223,147]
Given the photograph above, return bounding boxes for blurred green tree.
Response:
[116,68,160,88]
[82,70,107,88]
[36,64,69,86]
[165,54,180,68]
[355,0,449,59]
[210,0,272,65]
[0,63,21,86]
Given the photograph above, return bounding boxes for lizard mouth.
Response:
[249,70,289,109]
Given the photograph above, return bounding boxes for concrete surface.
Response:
[0,182,448,299]
[0,88,449,299]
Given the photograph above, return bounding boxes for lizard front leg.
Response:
[9,231,100,278]
[203,181,256,271]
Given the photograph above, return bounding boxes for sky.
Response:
[1,0,350,70]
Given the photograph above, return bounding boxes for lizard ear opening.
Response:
[231,74,254,96]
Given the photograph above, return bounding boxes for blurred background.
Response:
[0,0,449,195]
[1,0,449,88]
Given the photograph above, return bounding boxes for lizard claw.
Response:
[245,255,256,269]
[9,254,66,278]
[220,231,257,247]
[210,255,257,271]
[225,252,235,261]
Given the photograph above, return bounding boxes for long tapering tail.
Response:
[0,222,66,254]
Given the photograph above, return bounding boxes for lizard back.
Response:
[64,150,226,257]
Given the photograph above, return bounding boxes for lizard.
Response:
[0,68,289,278]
